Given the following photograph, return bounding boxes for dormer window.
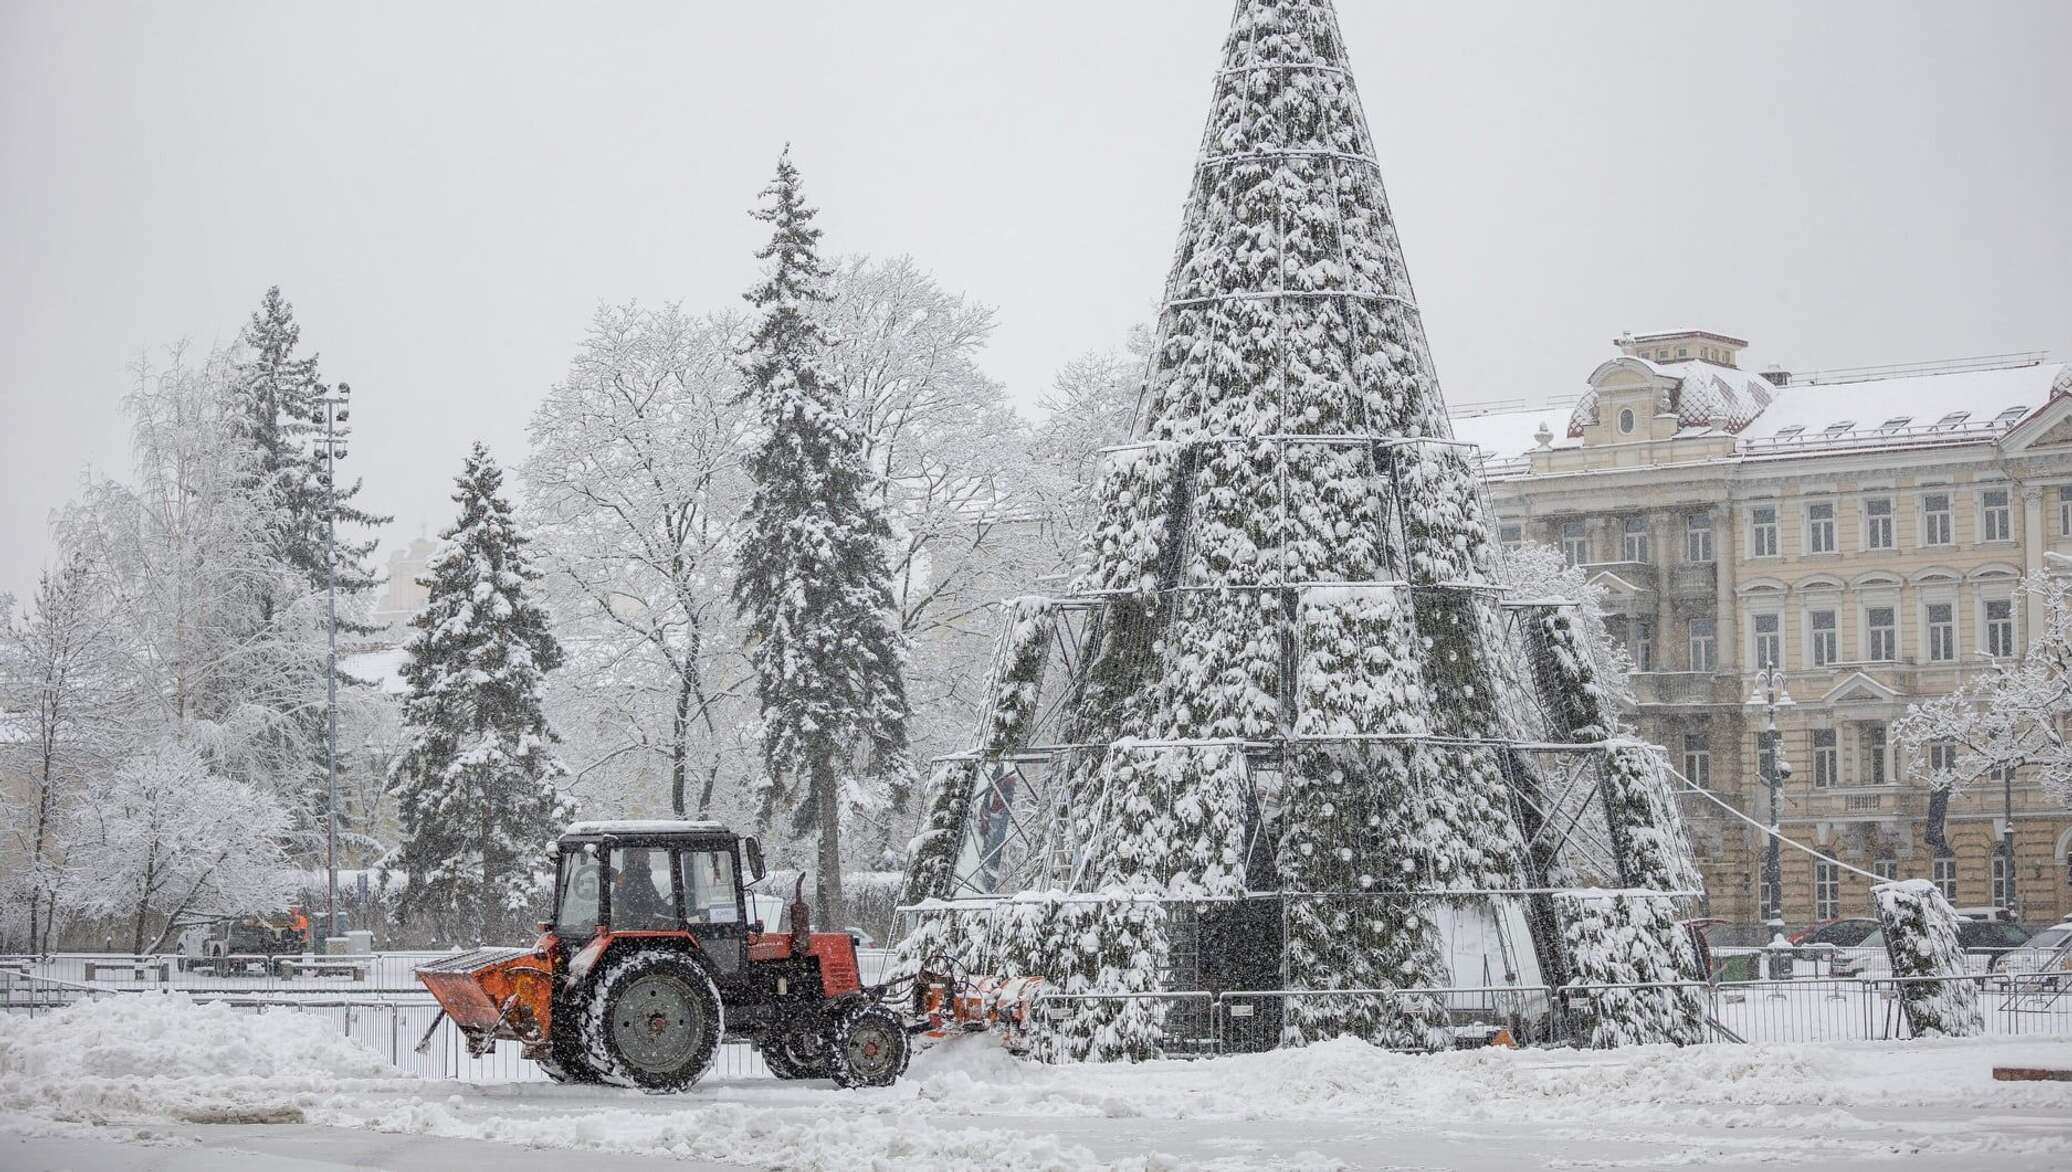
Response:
[1934,411,1970,428]
[1776,425,1804,440]
[1878,416,1912,431]
[1825,419,1855,433]
[1995,405,2028,424]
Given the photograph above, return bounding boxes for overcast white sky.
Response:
[4,0,2069,601]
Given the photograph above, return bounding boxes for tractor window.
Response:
[610,847,679,930]
[554,849,602,937]
[681,849,739,925]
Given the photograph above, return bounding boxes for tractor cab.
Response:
[549,820,763,974]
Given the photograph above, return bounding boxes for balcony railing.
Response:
[1630,671,1740,706]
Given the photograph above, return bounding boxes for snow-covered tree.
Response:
[732,151,911,927]
[233,286,386,609]
[1895,573,2072,863]
[62,738,295,954]
[1871,879,1984,1038]
[814,257,1050,840]
[387,444,570,944]
[524,303,757,820]
[60,348,332,828]
[0,553,122,954]
[1030,332,1153,573]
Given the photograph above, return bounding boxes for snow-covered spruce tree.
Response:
[731,151,912,929]
[387,444,570,945]
[1871,879,1984,1038]
[233,286,386,613]
[1554,890,1707,1048]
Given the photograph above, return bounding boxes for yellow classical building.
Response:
[1458,330,2072,929]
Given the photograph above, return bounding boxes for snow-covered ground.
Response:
[5,994,2071,1171]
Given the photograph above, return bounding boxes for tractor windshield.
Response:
[554,847,602,937]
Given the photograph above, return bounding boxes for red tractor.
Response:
[415,820,912,1090]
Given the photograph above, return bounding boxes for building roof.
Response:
[1737,360,2068,454]
[1448,402,1569,464]
[1622,329,1750,348]
[1569,358,1780,437]
[1452,355,2069,468]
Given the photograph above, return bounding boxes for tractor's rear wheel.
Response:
[828,1003,908,1089]
[578,948,722,1093]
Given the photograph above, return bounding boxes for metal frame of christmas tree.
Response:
[897,0,1705,1059]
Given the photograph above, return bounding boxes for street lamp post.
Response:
[2001,766,2018,919]
[314,381,352,945]
[1746,662,1795,979]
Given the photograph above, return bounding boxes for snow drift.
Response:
[0,993,410,1128]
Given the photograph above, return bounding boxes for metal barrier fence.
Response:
[0,974,775,1082]
[1033,974,2072,1056]
[0,949,894,993]
[9,961,2066,1080]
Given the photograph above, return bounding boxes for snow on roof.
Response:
[1447,402,1567,462]
[1569,358,1779,437]
[1738,361,2067,449]
[340,647,409,695]
[1625,329,1749,347]
[561,819,733,836]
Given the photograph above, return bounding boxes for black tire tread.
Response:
[577,947,723,1092]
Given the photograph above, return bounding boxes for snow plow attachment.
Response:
[915,970,1048,1050]
[415,947,553,1056]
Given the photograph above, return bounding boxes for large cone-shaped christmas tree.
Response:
[899,0,1703,1059]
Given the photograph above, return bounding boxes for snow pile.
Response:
[0,993,410,1128]
[329,1097,1279,1172]
[898,1033,2072,1130]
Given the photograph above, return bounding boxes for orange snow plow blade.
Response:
[415,947,554,1052]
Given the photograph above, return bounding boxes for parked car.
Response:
[1834,917,2036,977]
[2000,920,2072,984]
[1789,917,1879,947]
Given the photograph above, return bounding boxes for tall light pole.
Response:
[314,381,352,944]
[1746,661,1794,979]
[2001,765,2018,919]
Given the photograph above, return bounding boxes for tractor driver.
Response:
[612,848,674,928]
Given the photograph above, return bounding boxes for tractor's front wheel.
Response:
[759,1023,830,1081]
[578,948,723,1093]
[827,1003,909,1089]
[538,1024,604,1085]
